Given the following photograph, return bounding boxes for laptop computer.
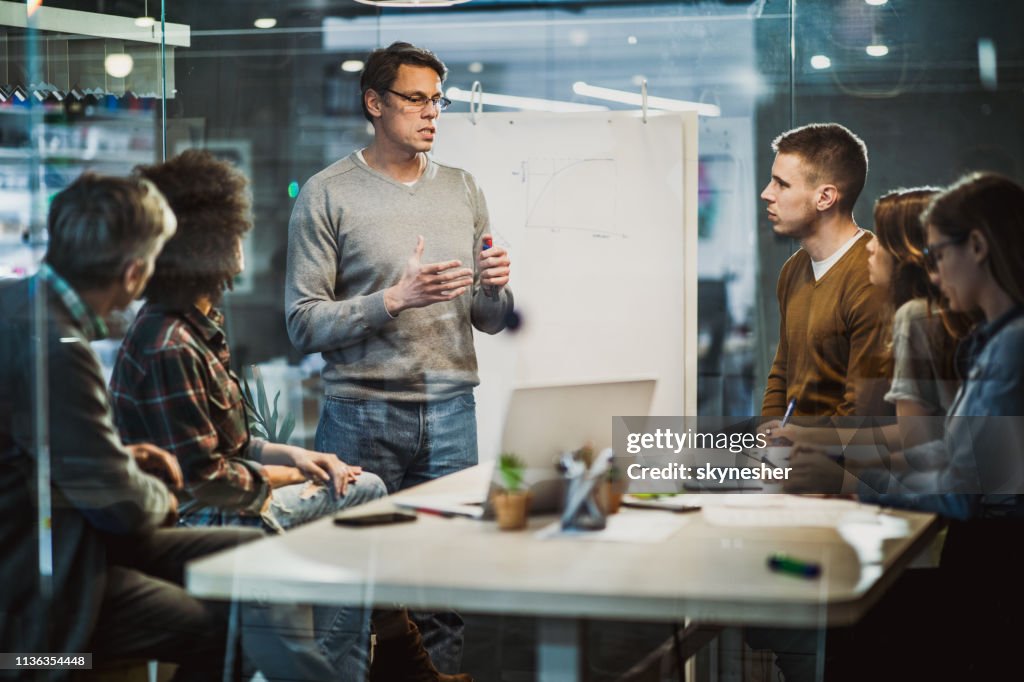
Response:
[394,380,657,519]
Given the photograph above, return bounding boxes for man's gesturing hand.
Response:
[384,236,474,315]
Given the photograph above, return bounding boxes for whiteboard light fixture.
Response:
[446,87,608,113]
[572,81,721,117]
[354,0,474,7]
[135,0,155,27]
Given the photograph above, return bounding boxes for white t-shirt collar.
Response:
[811,229,865,281]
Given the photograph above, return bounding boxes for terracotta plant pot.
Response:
[494,491,532,530]
[599,480,624,515]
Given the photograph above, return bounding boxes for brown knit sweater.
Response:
[762,233,891,418]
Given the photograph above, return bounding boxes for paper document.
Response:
[535,510,690,543]
[700,495,880,528]
[393,494,485,520]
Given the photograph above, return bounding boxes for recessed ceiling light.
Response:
[254,18,277,29]
[810,55,832,69]
[866,44,889,57]
[568,29,589,47]
[341,60,365,73]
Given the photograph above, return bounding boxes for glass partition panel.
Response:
[4,0,1024,678]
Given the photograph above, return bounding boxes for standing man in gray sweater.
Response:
[285,41,513,674]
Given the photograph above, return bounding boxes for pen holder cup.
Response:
[598,479,625,515]
[494,491,532,530]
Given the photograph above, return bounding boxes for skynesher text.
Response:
[626,462,792,482]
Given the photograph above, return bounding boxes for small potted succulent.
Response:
[493,453,531,530]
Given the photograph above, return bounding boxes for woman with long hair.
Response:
[868,187,973,446]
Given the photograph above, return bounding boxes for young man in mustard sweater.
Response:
[760,123,889,420]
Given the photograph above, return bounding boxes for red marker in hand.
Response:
[482,237,498,299]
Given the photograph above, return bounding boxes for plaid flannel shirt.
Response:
[110,302,269,520]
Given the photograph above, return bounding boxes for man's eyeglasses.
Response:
[385,89,452,112]
[923,234,968,271]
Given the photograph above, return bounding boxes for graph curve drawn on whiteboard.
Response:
[519,157,625,239]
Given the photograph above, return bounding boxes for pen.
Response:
[767,552,821,578]
[401,505,477,520]
[410,506,453,518]
[780,398,797,428]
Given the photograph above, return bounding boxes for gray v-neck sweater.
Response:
[285,152,513,401]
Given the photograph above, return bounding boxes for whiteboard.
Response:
[433,110,699,460]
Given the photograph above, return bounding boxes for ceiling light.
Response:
[254,18,277,29]
[104,53,134,79]
[568,29,589,47]
[446,87,608,113]
[468,62,484,74]
[627,36,638,45]
[353,0,474,7]
[810,55,832,69]
[977,38,998,90]
[135,0,155,28]
[572,81,721,117]
[865,0,888,6]
[341,60,365,73]
[866,44,889,57]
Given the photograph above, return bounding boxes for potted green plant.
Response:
[241,365,295,444]
[494,453,531,530]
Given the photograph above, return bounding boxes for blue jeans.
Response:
[316,392,479,674]
[182,473,387,681]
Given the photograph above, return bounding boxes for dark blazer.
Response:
[0,278,170,663]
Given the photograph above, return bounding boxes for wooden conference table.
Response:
[186,465,941,681]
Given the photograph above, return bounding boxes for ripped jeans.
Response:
[181,473,388,681]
